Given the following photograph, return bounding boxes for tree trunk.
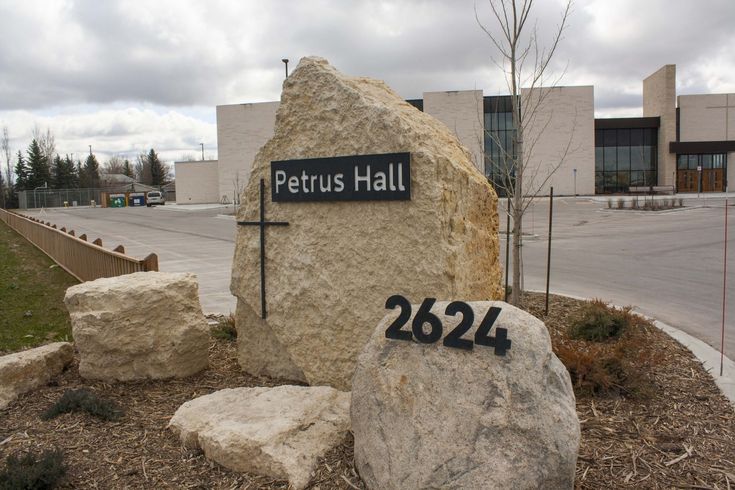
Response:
[511,141,522,305]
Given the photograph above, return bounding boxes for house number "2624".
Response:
[384,295,512,356]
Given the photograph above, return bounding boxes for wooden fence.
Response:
[0,209,158,282]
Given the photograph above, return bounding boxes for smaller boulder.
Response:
[64,272,209,381]
[169,385,351,489]
[352,301,580,490]
[0,342,74,410]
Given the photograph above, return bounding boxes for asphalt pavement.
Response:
[20,204,238,314]
[500,194,735,368]
[18,196,734,374]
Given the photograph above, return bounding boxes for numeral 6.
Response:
[411,298,442,343]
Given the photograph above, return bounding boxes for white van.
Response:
[146,191,165,207]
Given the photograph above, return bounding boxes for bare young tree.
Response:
[32,124,56,164]
[102,155,127,175]
[2,126,12,190]
[178,153,198,162]
[476,0,572,305]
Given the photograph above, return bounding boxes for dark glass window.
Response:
[617,145,631,171]
[630,129,643,146]
[595,126,658,193]
[483,96,518,196]
[603,129,616,147]
[603,147,617,171]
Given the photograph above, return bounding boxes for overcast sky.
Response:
[0,0,734,168]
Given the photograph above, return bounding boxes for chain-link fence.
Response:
[17,185,177,209]
[18,188,105,209]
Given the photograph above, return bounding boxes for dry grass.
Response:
[0,294,733,489]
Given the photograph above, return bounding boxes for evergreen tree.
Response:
[147,149,168,186]
[52,154,78,189]
[122,159,134,178]
[26,139,51,189]
[80,154,100,188]
[14,150,29,191]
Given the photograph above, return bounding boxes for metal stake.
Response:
[545,187,554,316]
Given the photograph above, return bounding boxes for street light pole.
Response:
[282,58,289,79]
[88,145,92,156]
[200,143,204,161]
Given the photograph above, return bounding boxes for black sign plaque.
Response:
[271,152,410,202]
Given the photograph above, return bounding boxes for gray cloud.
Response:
[0,0,733,162]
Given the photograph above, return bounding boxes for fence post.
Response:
[142,253,159,272]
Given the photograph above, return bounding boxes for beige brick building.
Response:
[175,64,734,201]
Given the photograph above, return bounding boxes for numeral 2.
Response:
[385,295,412,341]
[443,301,474,350]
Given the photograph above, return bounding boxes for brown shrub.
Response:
[552,301,662,397]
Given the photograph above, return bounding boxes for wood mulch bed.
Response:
[1,294,734,489]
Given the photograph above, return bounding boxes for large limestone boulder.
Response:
[232,56,501,389]
[64,272,209,381]
[0,342,74,410]
[168,385,351,489]
[352,301,580,489]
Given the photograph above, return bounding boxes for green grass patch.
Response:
[211,313,237,341]
[0,449,66,490]
[568,299,632,342]
[42,388,123,421]
[0,220,78,353]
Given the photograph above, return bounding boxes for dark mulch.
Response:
[523,292,735,490]
[1,294,733,489]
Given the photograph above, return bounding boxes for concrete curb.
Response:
[528,290,735,407]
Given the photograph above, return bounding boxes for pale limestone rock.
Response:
[232,56,501,389]
[64,272,209,381]
[168,385,351,489]
[0,342,74,410]
[351,301,580,490]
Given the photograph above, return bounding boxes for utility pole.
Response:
[200,143,204,161]
[282,58,289,79]
[88,145,92,156]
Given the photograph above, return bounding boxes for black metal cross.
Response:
[237,178,289,319]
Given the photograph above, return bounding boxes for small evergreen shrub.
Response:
[550,299,661,396]
[41,388,123,421]
[0,449,66,490]
[568,300,632,341]
[616,198,625,209]
[211,313,237,341]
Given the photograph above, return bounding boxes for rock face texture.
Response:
[232,56,501,389]
[64,272,209,381]
[352,301,580,490]
[0,342,74,410]
[168,385,351,489]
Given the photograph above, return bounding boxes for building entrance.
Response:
[677,169,725,192]
[676,153,727,193]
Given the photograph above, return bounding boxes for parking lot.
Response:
[21,204,238,314]
[19,195,735,364]
[502,195,734,360]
